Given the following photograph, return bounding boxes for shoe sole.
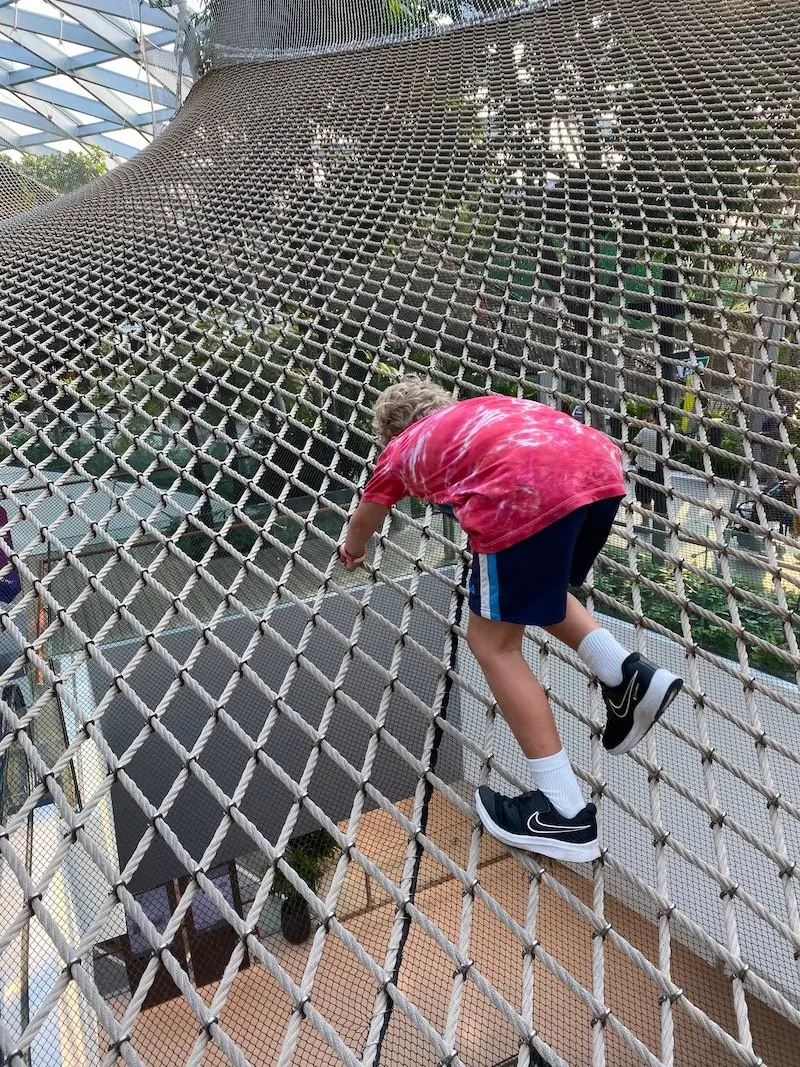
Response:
[474,790,601,863]
[605,672,683,756]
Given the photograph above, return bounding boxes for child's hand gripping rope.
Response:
[339,545,367,571]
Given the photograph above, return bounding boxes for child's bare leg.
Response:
[467,611,585,817]
[543,593,599,651]
[545,593,629,686]
[467,612,560,757]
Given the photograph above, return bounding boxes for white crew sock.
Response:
[577,628,630,687]
[527,749,585,819]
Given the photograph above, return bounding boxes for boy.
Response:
[340,378,683,862]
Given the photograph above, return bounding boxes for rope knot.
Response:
[593,922,613,941]
[659,986,683,1005]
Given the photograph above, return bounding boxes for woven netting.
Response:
[1,1,799,1065]
[0,158,55,220]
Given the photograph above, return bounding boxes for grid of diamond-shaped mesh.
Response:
[0,159,55,219]
[0,2,799,1065]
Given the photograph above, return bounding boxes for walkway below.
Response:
[115,793,798,1067]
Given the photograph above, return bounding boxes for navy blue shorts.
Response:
[468,496,623,626]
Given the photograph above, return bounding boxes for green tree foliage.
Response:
[589,545,797,681]
[272,830,339,900]
[13,145,108,194]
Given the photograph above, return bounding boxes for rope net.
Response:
[0,1,799,1064]
[0,160,55,221]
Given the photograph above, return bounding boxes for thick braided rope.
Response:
[1,2,800,1066]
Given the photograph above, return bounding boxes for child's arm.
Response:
[340,500,390,570]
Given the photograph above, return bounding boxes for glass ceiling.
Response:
[0,0,191,159]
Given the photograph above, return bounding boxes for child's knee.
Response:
[467,618,520,664]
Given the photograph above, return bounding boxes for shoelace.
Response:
[503,790,541,816]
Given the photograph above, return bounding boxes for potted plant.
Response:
[273,829,338,944]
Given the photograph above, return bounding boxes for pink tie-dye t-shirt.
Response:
[362,395,625,554]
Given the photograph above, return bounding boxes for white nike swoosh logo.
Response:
[608,671,640,718]
[526,811,592,834]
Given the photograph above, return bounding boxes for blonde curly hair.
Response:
[373,377,454,446]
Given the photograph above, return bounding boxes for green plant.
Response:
[13,145,108,194]
[624,398,657,421]
[273,829,338,900]
[586,545,797,681]
[672,419,746,479]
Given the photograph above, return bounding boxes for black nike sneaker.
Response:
[601,653,683,756]
[475,786,600,863]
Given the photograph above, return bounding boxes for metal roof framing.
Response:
[0,0,188,159]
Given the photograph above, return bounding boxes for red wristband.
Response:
[341,546,367,566]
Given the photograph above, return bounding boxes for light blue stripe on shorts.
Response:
[487,553,500,620]
[477,553,501,620]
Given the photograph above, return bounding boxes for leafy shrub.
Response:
[272,830,339,900]
[673,419,745,479]
[585,545,796,680]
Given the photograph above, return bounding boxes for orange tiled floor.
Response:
[112,793,800,1067]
